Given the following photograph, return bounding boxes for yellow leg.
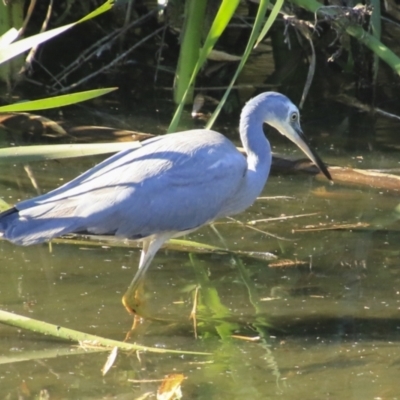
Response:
[122,233,172,314]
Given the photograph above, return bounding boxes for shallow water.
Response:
[0,102,400,399]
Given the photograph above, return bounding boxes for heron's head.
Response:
[245,92,332,181]
[256,92,302,136]
[242,92,304,143]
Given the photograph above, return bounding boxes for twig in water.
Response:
[247,212,319,225]
[227,216,295,241]
[189,286,200,339]
[23,165,41,195]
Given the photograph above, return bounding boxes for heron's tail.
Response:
[0,205,82,246]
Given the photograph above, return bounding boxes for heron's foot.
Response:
[122,284,150,340]
[123,314,142,342]
[122,288,140,315]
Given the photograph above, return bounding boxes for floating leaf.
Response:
[101,346,118,376]
[157,374,185,400]
[0,113,68,138]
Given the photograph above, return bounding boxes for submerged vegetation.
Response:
[0,1,399,398]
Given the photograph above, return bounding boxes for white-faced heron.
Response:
[0,92,331,309]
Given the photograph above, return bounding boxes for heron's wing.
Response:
[3,130,247,244]
[110,136,247,238]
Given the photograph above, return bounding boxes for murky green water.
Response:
[1,104,400,399]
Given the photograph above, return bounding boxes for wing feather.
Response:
[1,130,247,245]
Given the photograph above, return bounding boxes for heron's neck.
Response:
[220,111,271,215]
[216,113,272,218]
[240,112,271,175]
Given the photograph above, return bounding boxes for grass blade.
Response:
[173,0,207,105]
[0,309,210,355]
[168,0,240,132]
[0,87,117,112]
[0,141,140,163]
[0,0,114,66]
[255,0,285,47]
[206,0,280,129]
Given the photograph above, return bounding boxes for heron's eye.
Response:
[290,112,298,122]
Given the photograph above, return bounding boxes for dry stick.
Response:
[247,212,319,225]
[210,223,229,249]
[16,0,37,39]
[52,9,157,89]
[0,346,107,366]
[23,165,41,195]
[154,23,168,84]
[53,0,74,25]
[334,93,400,122]
[283,15,317,109]
[382,16,400,30]
[226,216,294,241]
[123,0,135,33]
[189,286,200,340]
[299,32,316,109]
[0,309,210,356]
[50,27,164,95]
[293,222,369,232]
[52,29,120,84]
[257,196,294,200]
[21,0,53,75]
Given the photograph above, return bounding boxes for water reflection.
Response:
[1,122,400,398]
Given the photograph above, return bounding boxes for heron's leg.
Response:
[122,233,172,314]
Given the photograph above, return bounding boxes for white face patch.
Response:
[266,101,301,140]
[265,115,290,136]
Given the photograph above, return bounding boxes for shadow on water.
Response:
[1,102,400,398]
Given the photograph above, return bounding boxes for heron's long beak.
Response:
[284,125,332,181]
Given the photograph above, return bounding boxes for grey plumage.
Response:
[0,92,331,299]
